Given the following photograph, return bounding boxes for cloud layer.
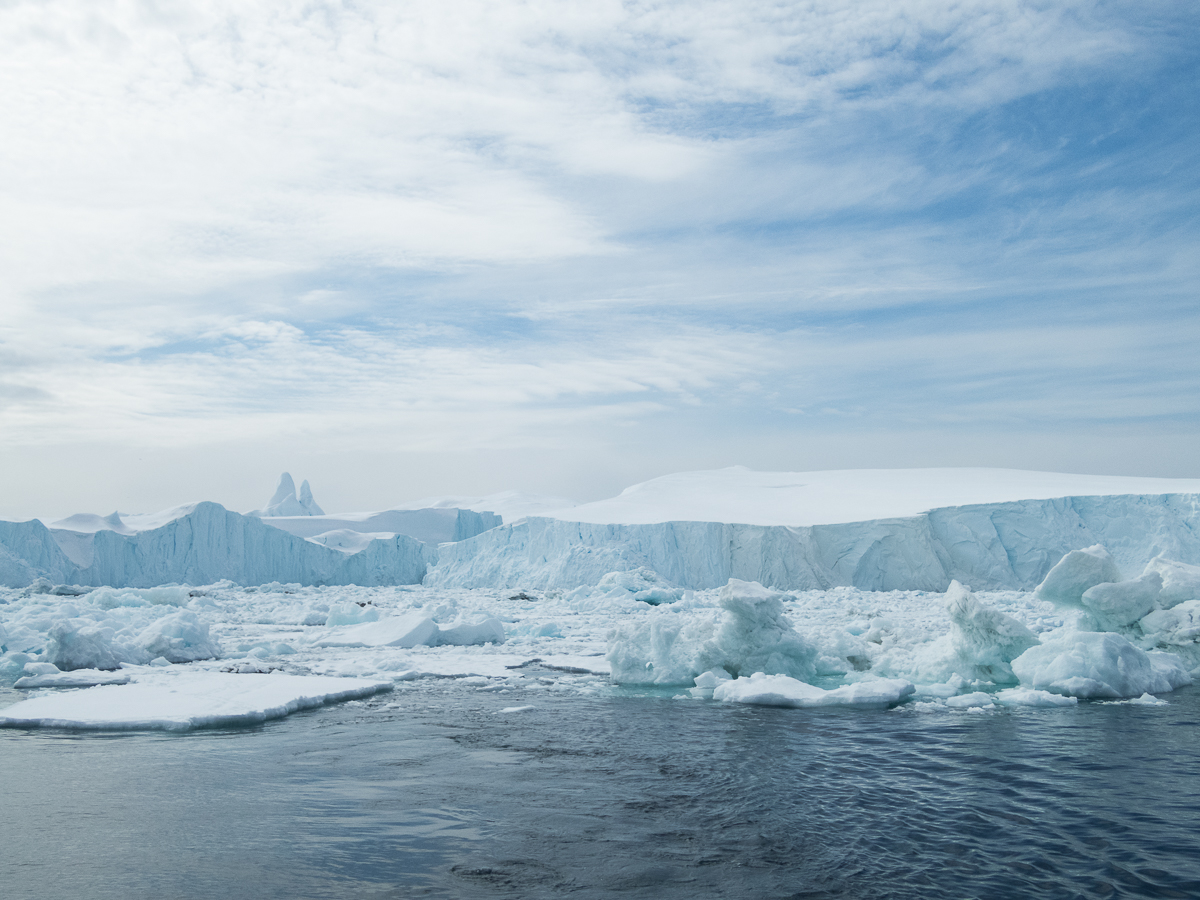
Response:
[1,0,1197,516]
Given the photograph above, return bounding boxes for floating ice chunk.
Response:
[47,618,127,670]
[1081,572,1163,630]
[1143,556,1200,609]
[607,580,816,685]
[945,581,1038,683]
[436,618,505,646]
[1011,630,1192,699]
[0,672,390,731]
[1113,693,1168,707]
[712,672,914,709]
[944,691,994,709]
[15,669,131,688]
[137,611,221,663]
[693,668,733,689]
[1035,545,1122,607]
[314,612,438,649]
[324,602,381,627]
[993,687,1078,707]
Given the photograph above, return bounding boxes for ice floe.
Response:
[0,671,390,731]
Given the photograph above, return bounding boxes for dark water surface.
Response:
[2,681,1198,900]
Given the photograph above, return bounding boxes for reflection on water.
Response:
[2,681,1199,900]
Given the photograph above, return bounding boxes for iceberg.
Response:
[944,581,1039,683]
[249,472,326,517]
[0,502,427,588]
[427,489,1200,592]
[1034,545,1122,607]
[607,579,817,685]
[1011,631,1192,699]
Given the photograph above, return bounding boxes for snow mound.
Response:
[250,473,325,517]
[1035,545,1122,607]
[945,581,1039,683]
[712,673,914,709]
[0,672,389,731]
[1011,631,1192,699]
[607,579,817,685]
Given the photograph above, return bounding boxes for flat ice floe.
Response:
[0,671,390,731]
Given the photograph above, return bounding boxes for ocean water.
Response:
[2,680,1198,900]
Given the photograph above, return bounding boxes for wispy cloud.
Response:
[0,0,1197,514]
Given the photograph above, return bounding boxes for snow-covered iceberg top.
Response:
[540,466,1200,527]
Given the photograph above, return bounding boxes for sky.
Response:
[1,0,1198,519]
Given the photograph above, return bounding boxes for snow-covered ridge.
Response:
[538,466,1200,527]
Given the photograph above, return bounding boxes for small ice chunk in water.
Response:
[993,688,1078,708]
[712,673,914,709]
[944,691,994,709]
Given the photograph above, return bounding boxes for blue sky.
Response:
[1,0,1198,518]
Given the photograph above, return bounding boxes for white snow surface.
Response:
[0,671,389,731]
[540,466,1200,527]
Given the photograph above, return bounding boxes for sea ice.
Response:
[0,671,389,731]
[711,672,914,709]
[1011,630,1192,699]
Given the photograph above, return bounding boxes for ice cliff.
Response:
[0,503,426,588]
[426,493,1200,592]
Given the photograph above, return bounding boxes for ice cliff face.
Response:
[425,493,1200,592]
[0,503,425,588]
[6,491,1200,592]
